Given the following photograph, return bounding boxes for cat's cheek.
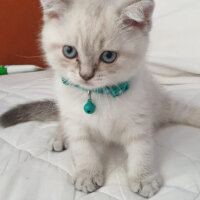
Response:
[98,63,119,74]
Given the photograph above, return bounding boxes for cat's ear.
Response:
[40,0,70,20]
[120,0,154,32]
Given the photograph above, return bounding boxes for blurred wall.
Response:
[0,0,46,67]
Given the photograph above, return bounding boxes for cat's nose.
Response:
[79,72,94,81]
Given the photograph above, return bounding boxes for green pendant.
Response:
[84,100,96,114]
[84,91,96,114]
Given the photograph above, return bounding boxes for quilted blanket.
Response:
[0,70,200,200]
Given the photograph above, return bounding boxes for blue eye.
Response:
[100,51,117,64]
[63,45,77,59]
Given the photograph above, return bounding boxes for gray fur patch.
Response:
[0,100,58,128]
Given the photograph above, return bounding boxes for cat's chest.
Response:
[80,101,129,142]
[57,85,133,139]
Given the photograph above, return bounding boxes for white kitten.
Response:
[41,0,165,197]
[1,0,200,198]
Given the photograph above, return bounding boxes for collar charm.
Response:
[84,91,96,114]
[61,77,130,115]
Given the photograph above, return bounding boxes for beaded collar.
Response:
[62,77,130,114]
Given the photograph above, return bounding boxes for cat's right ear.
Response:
[40,0,69,21]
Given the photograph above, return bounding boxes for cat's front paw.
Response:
[129,174,162,198]
[74,169,104,193]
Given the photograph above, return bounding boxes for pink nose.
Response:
[79,66,96,81]
[79,72,94,81]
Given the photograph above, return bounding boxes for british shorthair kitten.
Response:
[1,0,200,198]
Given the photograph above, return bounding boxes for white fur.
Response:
[40,0,200,197]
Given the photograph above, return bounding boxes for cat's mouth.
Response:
[78,80,100,90]
[66,73,110,90]
[80,81,93,87]
[71,78,107,90]
[66,71,110,89]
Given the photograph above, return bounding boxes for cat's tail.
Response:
[0,100,58,128]
[167,96,200,127]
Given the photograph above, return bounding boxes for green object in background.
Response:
[0,65,8,75]
[0,65,42,75]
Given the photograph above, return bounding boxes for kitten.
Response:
[1,0,200,198]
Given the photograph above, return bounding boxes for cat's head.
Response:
[41,0,154,89]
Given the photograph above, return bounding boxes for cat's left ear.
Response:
[40,0,70,20]
[120,0,155,32]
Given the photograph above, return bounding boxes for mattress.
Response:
[0,70,200,200]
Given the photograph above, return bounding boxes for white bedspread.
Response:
[0,71,200,200]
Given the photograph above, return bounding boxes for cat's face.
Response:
[41,0,154,89]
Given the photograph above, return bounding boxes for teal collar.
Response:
[62,77,130,98]
[61,77,130,115]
